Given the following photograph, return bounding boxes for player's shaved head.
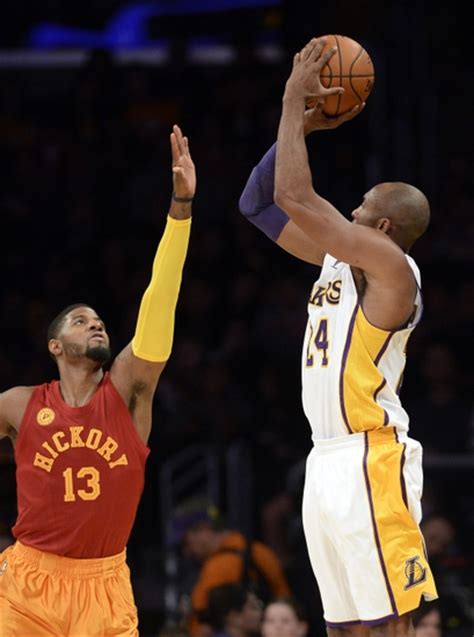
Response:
[372,182,430,251]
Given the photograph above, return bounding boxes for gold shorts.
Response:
[0,541,138,636]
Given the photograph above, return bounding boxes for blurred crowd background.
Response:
[0,1,472,636]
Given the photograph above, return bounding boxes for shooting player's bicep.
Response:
[276,219,325,265]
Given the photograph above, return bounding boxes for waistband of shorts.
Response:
[312,426,407,452]
[12,541,126,577]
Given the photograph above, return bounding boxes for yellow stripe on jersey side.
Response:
[340,307,392,433]
[363,430,438,616]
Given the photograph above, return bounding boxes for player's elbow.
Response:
[274,187,295,213]
[238,187,255,218]
[239,169,261,218]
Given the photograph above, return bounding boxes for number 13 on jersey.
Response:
[306,317,329,367]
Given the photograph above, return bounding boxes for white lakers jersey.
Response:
[301,254,422,440]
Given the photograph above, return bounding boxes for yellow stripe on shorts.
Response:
[363,429,438,616]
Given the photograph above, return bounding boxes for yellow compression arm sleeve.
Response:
[132,215,191,362]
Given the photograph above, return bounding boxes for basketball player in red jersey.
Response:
[0,125,195,636]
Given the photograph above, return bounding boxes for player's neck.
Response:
[58,366,104,407]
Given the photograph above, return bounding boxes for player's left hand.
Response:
[304,100,365,134]
[171,124,196,199]
[284,37,344,104]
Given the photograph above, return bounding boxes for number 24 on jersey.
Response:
[306,318,329,367]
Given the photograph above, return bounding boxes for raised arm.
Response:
[111,124,195,442]
[239,89,362,266]
[239,143,324,265]
[274,39,414,287]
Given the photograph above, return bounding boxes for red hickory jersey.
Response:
[12,373,150,558]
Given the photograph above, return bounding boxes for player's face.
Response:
[351,188,382,228]
[60,307,111,365]
[261,603,307,637]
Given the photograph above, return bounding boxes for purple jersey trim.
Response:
[339,303,359,434]
[399,442,408,510]
[373,332,394,425]
[325,613,397,628]
[374,331,395,365]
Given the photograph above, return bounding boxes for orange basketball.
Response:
[317,34,375,117]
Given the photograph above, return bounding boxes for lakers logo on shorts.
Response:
[404,556,427,589]
[36,408,55,426]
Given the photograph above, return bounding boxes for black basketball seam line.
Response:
[349,45,365,102]
[324,57,333,85]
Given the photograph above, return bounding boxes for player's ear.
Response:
[377,217,391,234]
[48,338,62,357]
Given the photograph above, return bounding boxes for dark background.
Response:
[0,1,473,636]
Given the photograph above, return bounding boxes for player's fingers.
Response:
[300,38,318,61]
[173,124,184,154]
[320,86,345,97]
[340,102,365,121]
[170,132,179,164]
[307,38,326,63]
[313,45,337,71]
[183,136,190,155]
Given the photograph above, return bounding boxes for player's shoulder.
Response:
[0,385,36,436]
[1,385,36,403]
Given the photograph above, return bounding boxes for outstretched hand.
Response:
[171,124,196,200]
[304,100,365,135]
[284,37,344,104]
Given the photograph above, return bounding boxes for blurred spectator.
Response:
[157,624,191,637]
[261,597,309,637]
[205,583,263,637]
[259,463,325,637]
[412,601,443,637]
[421,514,474,634]
[171,503,291,637]
[407,342,472,453]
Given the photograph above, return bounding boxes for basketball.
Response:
[316,34,375,117]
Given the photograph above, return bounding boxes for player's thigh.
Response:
[0,595,59,637]
[71,564,139,636]
[302,450,358,623]
[0,545,61,636]
[402,438,423,524]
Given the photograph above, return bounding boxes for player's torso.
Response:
[302,255,421,440]
[13,372,149,557]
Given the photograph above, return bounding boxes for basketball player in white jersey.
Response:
[239,38,437,637]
